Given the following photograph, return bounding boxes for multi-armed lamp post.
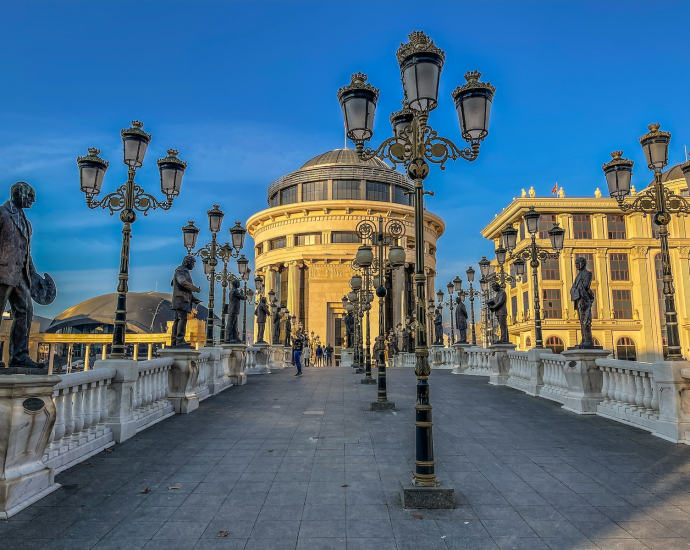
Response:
[349,261,374,380]
[236,255,251,343]
[182,208,246,347]
[604,124,690,360]
[77,121,186,359]
[355,216,406,408]
[458,268,481,345]
[338,31,494,492]
[346,278,364,373]
[499,207,564,349]
[436,276,462,344]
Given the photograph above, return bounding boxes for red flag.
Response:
[551,183,558,194]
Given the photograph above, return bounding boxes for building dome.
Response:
[299,148,389,170]
[47,291,213,334]
[267,148,412,207]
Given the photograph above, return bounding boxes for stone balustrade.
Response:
[540,353,570,403]
[430,346,454,369]
[464,347,493,376]
[0,343,253,518]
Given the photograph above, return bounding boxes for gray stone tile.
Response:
[106,520,166,539]
[296,538,346,550]
[299,520,346,538]
[525,520,586,539]
[346,519,392,538]
[144,540,198,550]
[250,519,300,540]
[153,521,210,539]
[617,520,682,538]
[481,519,538,538]
[193,538,246,549]
[345,504,390,520]
[302,504,346,520]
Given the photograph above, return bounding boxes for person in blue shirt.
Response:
[292,332,304,377]
[315,344,324,367]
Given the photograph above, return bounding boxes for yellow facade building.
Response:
[246,148,445,351]
[480,166,690,363]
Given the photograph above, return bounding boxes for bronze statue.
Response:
[487,281,509,344]
[433,306,444,345]
[255,296,270,343]
[455,296,468,343]
[0,182,56,369]
[571,256,596,348]
[225,279,245,343]
[344,311,355,348]
[401,326,410,352]
[272,308,281,345]
[170,255,202,347]
[284,314,292,347]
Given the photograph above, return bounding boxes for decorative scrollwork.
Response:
[355,220,376,241]
[423,127,479,169]
[618,185,690,217]
[86,183,172,216]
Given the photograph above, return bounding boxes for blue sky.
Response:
[1,0,689,321]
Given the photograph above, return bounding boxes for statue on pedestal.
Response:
[272,309,281,345]
[433,306,444,345]
[284,315,292,347]
[455,296,468,344]
[344,311,355,348]
[487,282,509,344]
[171,255,202,347]
[255,296,270,343]
[401,326,410,352]
[570,256,597,348]
[0,182,56,369]
[225,279,245,344]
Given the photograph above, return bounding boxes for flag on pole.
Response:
[551,183,558,194]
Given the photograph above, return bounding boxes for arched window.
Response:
[616,337,637,361]
[593,337,601,347]
[545,336,564,354]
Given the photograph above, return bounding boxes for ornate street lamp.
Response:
[339,30,495,494]
[77,122,186,359]
[502,207,564,348]
[184,206,246,347]
[604,123,690,360]
[458,267,481,345]
[354,216,405,409]
[238,255,252,344]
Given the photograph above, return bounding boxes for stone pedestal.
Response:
[488,343,517,386]
[222,343,248,385]
[400,479,455,509]
[340,348,353,368]
[95,359,140,441]
[282,347,294,369]
[246,343,270,375]
[0,374,62,519]
[525,348,552,396]
[561,349,610,414]
[268,346,284,370]
[430,345,447,369]
[157,349,200,414]
[451,343,472,374]
[200,347,233,395]
[371,401,395,412]
[653,360,690,442]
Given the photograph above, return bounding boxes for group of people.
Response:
[291,331,334,376]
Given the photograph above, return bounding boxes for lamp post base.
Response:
[360,377,376,385]
[355,367,365,374]
[399,479,455,509]
[371,401,395,412]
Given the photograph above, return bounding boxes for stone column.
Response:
[560,348,610,414]
[156,349,201,414]
[94,359,140,441]
[222,342,248,385]
[524,347,552,396]
[147,344,153,360]
[451,342,472,374]
[47,343,54,375]
[0,374,62,519]
[246,342,270,375]
[287,261,299,319]
[595,248,611,320]
[630,245,661,362]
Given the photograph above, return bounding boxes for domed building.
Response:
[246,148,445,352]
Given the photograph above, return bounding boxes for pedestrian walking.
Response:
[292,333,304,377]
[315,344,324,367]
[325,343,333,366]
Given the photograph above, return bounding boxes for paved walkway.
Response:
[4,366,690,550]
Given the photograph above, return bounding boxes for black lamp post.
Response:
[78,122,186,359]
[459,268,480,345]
[339,31,495,491]
[237,255,251,343]
[501,208,564,349]
[603,124,690,360]
[216,243,234,342]
[183,208,246,347]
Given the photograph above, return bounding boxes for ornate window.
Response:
[607,214,626,239]
[270,194,279,207]
[269,237,286,250]
[295,233,322,246]
[510,264,516,288]
[256,243,263,256]
[611,289,633,319]
[523,290,530,319]
[393,186,411,206]
[572,214,592,239]
[511,295,518,324]
[538,214,557,239]
[616,336,637,361]
[591,289,598,319]
[545,336,565,354]
[525,336,532,347]
[302,181,327,202]
[574,253,595,280]
[333,180,361,200]
[366,181,390,202]
[609,253,629,280]
[541,258,560,280]
[331,232,361,244]
[519,219,525,240]
[542,288,562,319]
[280,185,298,205]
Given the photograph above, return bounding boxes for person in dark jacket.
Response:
[325,343,334,366]
[292,332,304,376]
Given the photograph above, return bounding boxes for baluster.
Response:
[607,368,616,403]
[90,382,101,430]
[71,386,85,441]
[134,376,142,415]
[620,370,631,407]
[61,389,75,446]
[144,370,152,412]
[51,391,66,448]
[613,369,622,404]
[601,368,610,403]
[82,384,94,434]
[633,372,644,411]
[99,383,109,427]
[642,374,653,413]
[625,371,636,411]
[650,379,659,415]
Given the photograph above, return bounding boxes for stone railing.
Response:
[134,358,175,432]
[540,354,570,404]
[431,346,454,369]
[465,347,493,376]
[392,352,415,368]
[44,368,116,474]
[194,351,211,400]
